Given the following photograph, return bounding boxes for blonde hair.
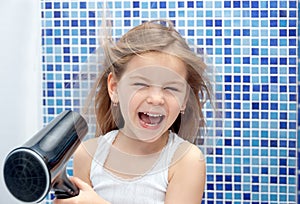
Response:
[88,19,213,143]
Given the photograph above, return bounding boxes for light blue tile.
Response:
[224,10,231,17]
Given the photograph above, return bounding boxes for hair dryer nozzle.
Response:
[3,110,88,203]
[3,148,50,203]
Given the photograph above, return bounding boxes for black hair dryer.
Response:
[3,110,88,203]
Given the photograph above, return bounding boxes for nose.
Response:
[146,86,164,105]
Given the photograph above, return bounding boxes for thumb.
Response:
[69,177,91,191]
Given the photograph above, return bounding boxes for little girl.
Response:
[54,19,213,204]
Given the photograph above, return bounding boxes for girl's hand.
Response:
[53,177,109,204]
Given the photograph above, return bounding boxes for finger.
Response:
[53,197,75,204]
[53,198,65,204]
[69,176,91,190]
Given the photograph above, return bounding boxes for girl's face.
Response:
[109,52,188,142]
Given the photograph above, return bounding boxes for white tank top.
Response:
[90,130,185,204]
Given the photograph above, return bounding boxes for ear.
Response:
[107,72,118,103]
[181,85,190,111]
[181,103,187,113]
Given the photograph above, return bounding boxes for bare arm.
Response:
[165,144,206,204]
[73,137,98,186]
[54,138,111,204]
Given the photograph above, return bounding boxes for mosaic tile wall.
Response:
[41,0,298,203]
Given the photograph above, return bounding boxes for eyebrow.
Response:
[129,75,151,83]
[164,80,186,86]
[129,75,186,86]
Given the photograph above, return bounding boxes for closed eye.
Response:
[133,82,149,87]
[164,87,180,92]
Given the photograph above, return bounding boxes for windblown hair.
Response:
[88,19,213,143]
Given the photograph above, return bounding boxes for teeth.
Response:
[144,112,163,117]
[145,123,157,127]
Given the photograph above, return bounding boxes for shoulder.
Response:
[75,137,99,159]
[169,134,205,171]
[169,142,205,177]
[182,143,205,164]
[74,130,117,161]
[73,137,99,185]
[166,143,206,204]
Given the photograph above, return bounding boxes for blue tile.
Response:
[133,1,139,8]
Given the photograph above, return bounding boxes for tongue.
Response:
[140,113,161,124]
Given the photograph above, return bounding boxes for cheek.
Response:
[165,92,186,109]
[119,88,144,113]
[166,98,181,114]
[128,91,146,112]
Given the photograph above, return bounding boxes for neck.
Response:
[113,130,169,155]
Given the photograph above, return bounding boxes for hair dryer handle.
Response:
[52,166,79,199]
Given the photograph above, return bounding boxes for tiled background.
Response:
[41,0,298,203]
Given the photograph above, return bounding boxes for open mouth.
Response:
[138,112,165,128]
